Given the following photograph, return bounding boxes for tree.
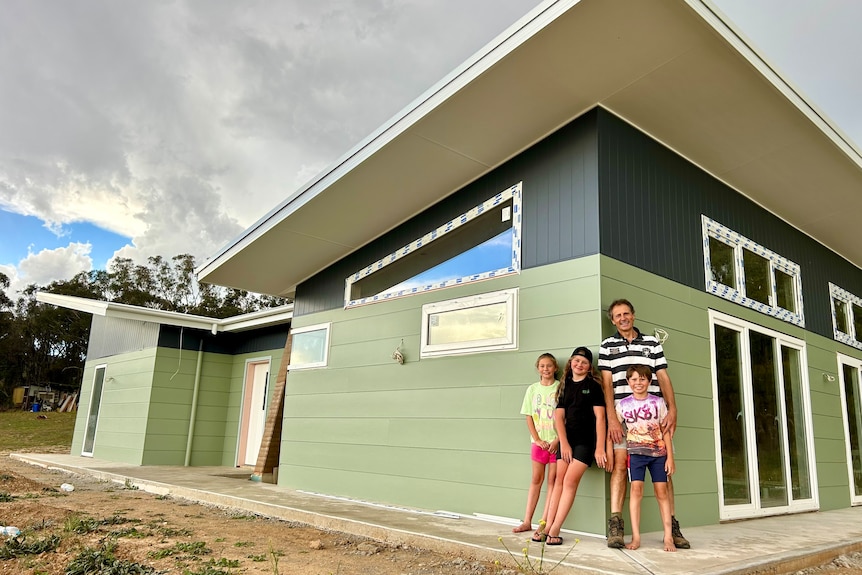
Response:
[0,254,289,407]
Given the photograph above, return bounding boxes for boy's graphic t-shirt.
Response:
[616,393,667,457]
[520,381,560,443]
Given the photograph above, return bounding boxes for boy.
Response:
[615,364,676,552]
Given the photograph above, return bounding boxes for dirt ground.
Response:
[1,451,862,575]
[0,450,509,575]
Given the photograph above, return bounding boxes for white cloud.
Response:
[0,0,543,284]
[4,243,94,298]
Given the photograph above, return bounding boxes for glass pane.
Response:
[781,346,811,500]
[775,269,795,313]
[853,305,862,342]
[83,367,106,454]
[714,324,751,505]
[292,328,327,366]
[843,364,862,497]
[390,229,513,293]
[835,299,850,334]
[743,249,770,306]
[708,237,736,287]
[749,331,788,508]
[427,301,507,345]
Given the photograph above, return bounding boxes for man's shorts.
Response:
[628,453,668,483]
[613,421,628,450]
[531,443,557,464]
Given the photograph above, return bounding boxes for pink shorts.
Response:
[531,443,557,465]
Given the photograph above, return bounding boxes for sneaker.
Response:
[671,516,690,549]
[607,515,625,549]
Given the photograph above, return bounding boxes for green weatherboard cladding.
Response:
[73,344,283,468]
[281,254,861,535]
[280,256,608,535]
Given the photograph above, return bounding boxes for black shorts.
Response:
[557,444,593,467]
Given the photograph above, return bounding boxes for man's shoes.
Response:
[607,515,625,549]
[671,516,690,549]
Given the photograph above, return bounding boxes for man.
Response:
[598,299,690,549]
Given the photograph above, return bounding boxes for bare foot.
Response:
[512,521,532,533]
[664,537,677,552]
[625,537,640,550]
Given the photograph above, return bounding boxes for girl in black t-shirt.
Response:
[533,346,607,545]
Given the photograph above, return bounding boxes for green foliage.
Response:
[497,522,580,575]
[0,534,61,559]
[64,514,137,535]
[65,541,156,575]
[0,253,290,408]
[0,491,14,502]
[148,540,210,559]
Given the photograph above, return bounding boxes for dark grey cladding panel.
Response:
[87,315,160,360]
[596,109,862,338]
[294,110,601,316]
[157,323,288,355]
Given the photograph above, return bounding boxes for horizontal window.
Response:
[289,323,331,369]
[345,183,522,307]
[830,283,862,351]
[702,216,804,326]
[420,288,518,358]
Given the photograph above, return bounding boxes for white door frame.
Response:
[236,357,271,467]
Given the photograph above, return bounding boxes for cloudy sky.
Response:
[1,0,860,297]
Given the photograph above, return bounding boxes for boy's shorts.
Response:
[531,443,557,464]
[628,453,668,483]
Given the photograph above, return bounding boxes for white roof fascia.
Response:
[36,292,293,333]
[195,0,577,282]
[691,0,862,167]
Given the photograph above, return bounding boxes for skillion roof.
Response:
[36,292,293,334]
[196,0,862,298]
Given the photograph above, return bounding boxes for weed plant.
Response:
[66,542,156,575]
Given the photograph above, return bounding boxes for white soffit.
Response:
[197,0,862,297]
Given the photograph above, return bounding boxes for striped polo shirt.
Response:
[598,327,667,405]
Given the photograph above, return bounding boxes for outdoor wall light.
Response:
[822,373,836,383]
[392,339,405,365]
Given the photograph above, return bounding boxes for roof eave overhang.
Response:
[36,292,293,333]
[197,0,862,297]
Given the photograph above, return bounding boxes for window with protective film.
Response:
[829,283,862,350]
[702,215,804,326]
[344,183,522,307]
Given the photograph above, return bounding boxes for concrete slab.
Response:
[11,452,862,575]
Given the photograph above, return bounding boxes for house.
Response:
[35,292,293,471]
[48,0,862,537]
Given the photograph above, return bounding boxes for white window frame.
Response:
[344,182,522,307]
[420,288,518,358]
[702,215,804,326]
[830,283,862,350]
[288,323,331,370]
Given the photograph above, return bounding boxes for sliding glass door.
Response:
[710,311,818,519]
[838,354,862,505]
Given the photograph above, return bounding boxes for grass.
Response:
[0,411,76,452]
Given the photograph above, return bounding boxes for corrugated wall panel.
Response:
[294,110,601,316]
[597,109,862,338]
[87,316,160,360]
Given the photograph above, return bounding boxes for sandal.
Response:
[546,535,563,546]
[531,530,547,543]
